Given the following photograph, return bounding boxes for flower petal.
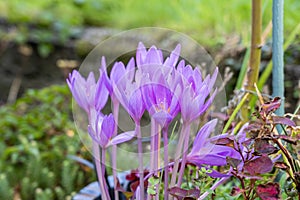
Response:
[95,74,109,111]
[152,111,173,127]
[128,88,145,122]
[108,131,136,147]
[145,46,163,65]
[111,62,126,85]
[190,119,218,155]
[176,60,185,72]
[164,44,181,68]
[208,68,218,91]
[136,42,147,67]
[126,57,136,81]
[101,114,115,144]
[188,154,227,166]
[87,125,99,144]
[198,88,217,116]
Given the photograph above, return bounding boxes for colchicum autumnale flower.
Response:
[67,42,238,200]
[187,119,240,177]
[88,113,135,149]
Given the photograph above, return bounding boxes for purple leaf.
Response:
[244,121,262,138]
[245,121,263,132]
[256,182,280,200]
[230,186,244,196]
[244,155,273,175]
[254,139,278,155]
[242,138,254,147]
[212,137,235,147]
[168,187,200,200]
[275,135,297,145]
[271,116,296,127]
[226,157,242,169]
[274,162,289,170]
[261,97,281,114]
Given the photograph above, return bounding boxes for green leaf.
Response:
[148,176,160,185]
[147,187,156,195]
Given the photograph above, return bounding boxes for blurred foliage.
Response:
[0,85,95,199]
[0,0,110,26]
[212,173,289,200]
[0,0,299,48]
[105,0,300,46]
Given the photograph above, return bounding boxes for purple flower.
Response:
[97,57,111,104]
[66,42,228,199]
[180,68,218,124]
[67,68,109,114]
[135,43,181,85]
[88,113,135,148]
[95,73,109,112]
[112,81,145,123]
[164,44,181,68]
[140,68,181,127]
[136,42,181,68]
[111,58,146,123]
[136,42,163,67]
[109,42,181,126]
[67,70,97,113]
[109,58,135,95]
[187,119,240,168]
[134,43,183,126]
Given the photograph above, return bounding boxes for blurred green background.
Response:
[0,0,299,199]
[0,0,299,46]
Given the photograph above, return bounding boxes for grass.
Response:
[0,0,299,47]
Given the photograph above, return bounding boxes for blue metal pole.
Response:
[272,0,284,116]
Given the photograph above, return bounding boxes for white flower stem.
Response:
[149,118,155,173]
[136,121,144,199]
[93,141,111,200]
[163,126,169,199]
[154,123,160,200]
[147,118,155,200]
[112,102,120,200]
[177,124,190,186]
[170,123,188,188]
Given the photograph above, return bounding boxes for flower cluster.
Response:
[67,42,238,200]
